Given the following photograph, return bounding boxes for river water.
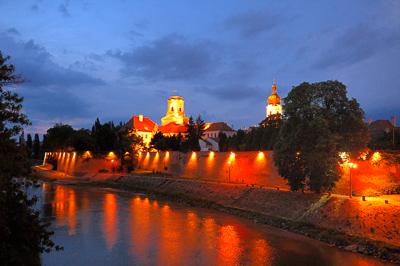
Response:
[32,182,390,266]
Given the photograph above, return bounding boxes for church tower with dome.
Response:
[161,95,189,126]
[266,80,282,117]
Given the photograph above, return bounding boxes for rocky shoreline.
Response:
[34,169,400,264]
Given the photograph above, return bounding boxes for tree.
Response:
[218,132,228,152]
[0,51,57,265]
[44,123,74,150]
[91,118,118,152]
[19,131,25,146]
[185,116,200,151]
[195,115,206,140]
[26,133,33,158]
[33,134,41,159]
[150,132,183,151]
[150,131,166,151]
[69,129,95,151]
[273,81,369,192]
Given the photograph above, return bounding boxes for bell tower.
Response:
[161,95,189,126]
[266,80,282,117]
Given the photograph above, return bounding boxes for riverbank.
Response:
[33,166,400,264]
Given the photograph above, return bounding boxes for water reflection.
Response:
[37,183,392,266]
[103,193,118,250]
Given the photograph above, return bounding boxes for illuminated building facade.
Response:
[126,114,158,147]
[161,96,189,126]
[127,94,237,148]
[266,80,282,117]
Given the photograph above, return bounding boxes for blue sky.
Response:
[0,0,399,133]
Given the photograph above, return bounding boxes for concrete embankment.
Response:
[34,168,400,263]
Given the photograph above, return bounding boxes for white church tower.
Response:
[266,80,282,117]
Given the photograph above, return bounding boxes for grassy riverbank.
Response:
[33,167,400,264]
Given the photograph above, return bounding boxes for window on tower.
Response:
[171,107,174,111]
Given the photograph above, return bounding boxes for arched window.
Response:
[179,108,182,112]
[171,107,174,111]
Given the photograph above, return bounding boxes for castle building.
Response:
[266,80,282,117]
[128,94,237,149]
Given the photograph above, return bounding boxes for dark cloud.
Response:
[59,0,70,17]
[313,24,400,69]
[198,84,265,102]
[22,86,90,119]
[29,0,41,12]
[109,34,220,81]
[0,36,103,87]
[0,34,103,121]
[6,28,20,35]
[224,10,281,38]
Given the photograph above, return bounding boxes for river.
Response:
[32,182,391,266]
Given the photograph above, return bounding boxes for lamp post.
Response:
[348,162,358,198]
[228,161,231,183]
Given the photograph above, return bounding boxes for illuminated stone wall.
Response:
[44,151,120,177]
[137,151,400,195]
[44,150,400,196]
[137,151,289,188]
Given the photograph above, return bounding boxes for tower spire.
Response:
[272,79,277,95]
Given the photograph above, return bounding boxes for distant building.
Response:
[200,122,236,151]
[204,122,235,138]
[126,95,236,149]
[126,114,158,147]
[199,138,219,151]
[159,95,189,136]
[369,120,394,140]
[266,80,282,117]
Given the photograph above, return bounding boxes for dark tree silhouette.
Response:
[273,81,369,192]
[0,51,58,265]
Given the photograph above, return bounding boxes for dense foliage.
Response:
[0,52,57,265]
[43,118,143,172]
[369,130,400,150]
[219,114,283,151]
[273,81,369,192]
[150,115,205,152]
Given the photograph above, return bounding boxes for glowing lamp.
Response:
[83,150,92,159]
[257,151,265,160]
[209,151,215,159]
[229,152,235,160]
[371,152,381,163]
[348,162,358,169]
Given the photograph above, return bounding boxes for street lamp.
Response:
[227,161,232,183]
[348,162,358,198]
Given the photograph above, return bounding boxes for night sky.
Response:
[0,0,399,134]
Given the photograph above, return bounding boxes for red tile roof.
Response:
[204,122,234,132]
[127,115,157,132]
[158,122,187,134]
